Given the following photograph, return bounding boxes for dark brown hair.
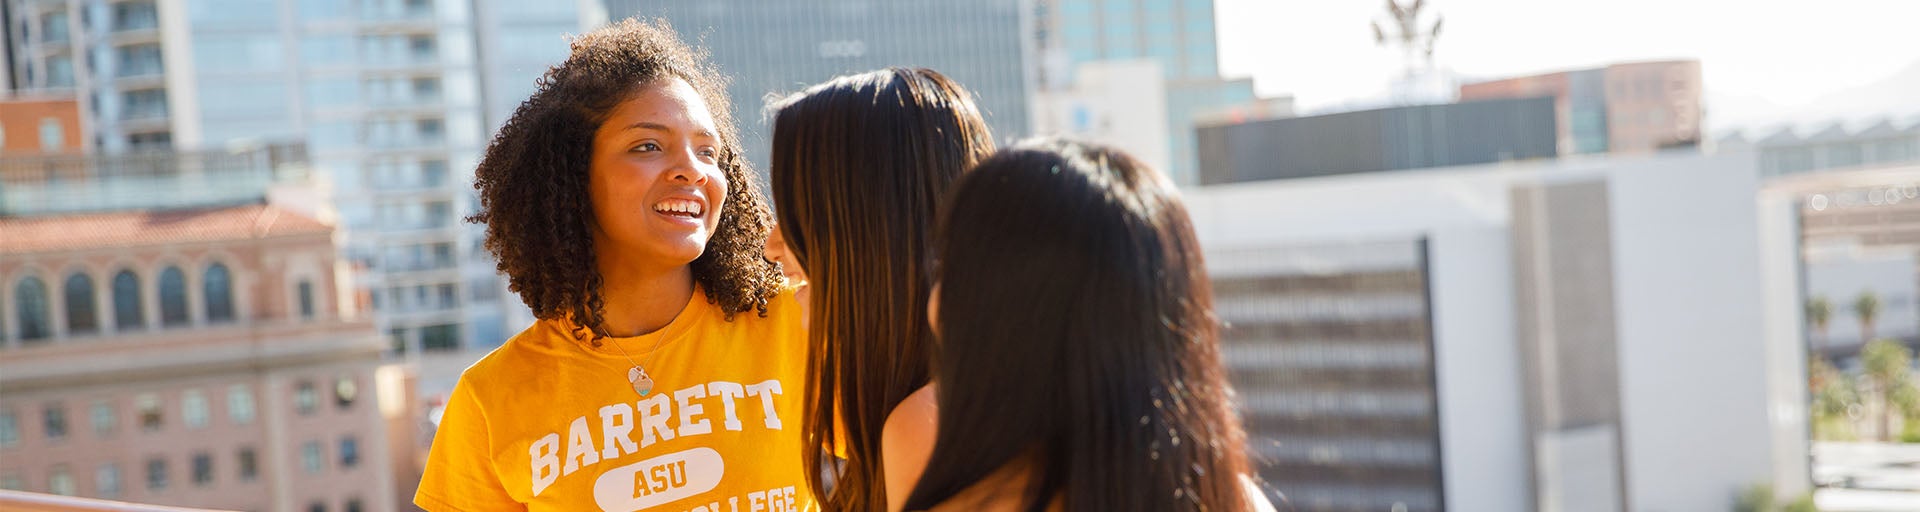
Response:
[904,139,1255,512]
[768,68,995,511]
[469,19,784,340]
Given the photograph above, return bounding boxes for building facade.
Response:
[1028,0,1262,185]
[1211,240,1444,510]
[0,203,409,512]
[0,96,87,154]
[604,0,1031,172]
[1187,150,1809,511]
[1458,60,1702,156]
[3,0,596,366]
[1195,97,1558,185]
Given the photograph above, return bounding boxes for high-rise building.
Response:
[1029,0,1263,185]
[2,0,597,379]
[0,147,416,511]
[1459,60,1702,156]
[602,0,1031,171]
[1188,150,1812,511]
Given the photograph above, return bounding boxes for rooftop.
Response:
[0,204,332,255]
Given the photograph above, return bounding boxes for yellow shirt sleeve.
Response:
[416,378,525,512]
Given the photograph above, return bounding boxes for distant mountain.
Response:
[1709,59,1920,136]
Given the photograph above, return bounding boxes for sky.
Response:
[1213,0,1920,134]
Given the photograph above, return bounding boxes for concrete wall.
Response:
[1607,153,1778,510]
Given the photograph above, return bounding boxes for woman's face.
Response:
[587,77,729,267]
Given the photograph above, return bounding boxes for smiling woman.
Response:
[415,19,813,512]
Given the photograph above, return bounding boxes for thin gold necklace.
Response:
[592,307,684,397]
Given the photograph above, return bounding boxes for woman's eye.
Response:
[632,142,660,152]
[697,147,717,158]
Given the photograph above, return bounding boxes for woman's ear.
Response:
[926,282,941,333]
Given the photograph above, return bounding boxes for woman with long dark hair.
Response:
[767,67,996,511]
[416,19,811,510]
[884,139,1272,511]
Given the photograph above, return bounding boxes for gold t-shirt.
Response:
[417,287,813,512]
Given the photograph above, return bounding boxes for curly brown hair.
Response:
[469,18,783,342]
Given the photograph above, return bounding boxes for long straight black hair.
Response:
[904,139,1254,512]
[768,67,995,511]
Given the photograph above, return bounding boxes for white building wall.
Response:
[1186,168,1530,512]
[1607,153,1780,510]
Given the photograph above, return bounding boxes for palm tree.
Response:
[1861,339,1916,442]
[1808,296,1833,359]
[1854,290,1880,346]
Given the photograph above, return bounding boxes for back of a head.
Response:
[768,68,996,511]
[907,139,1252,512]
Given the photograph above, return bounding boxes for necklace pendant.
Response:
[628,366,655,396]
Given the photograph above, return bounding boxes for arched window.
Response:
[113,270,144,330]
[15,277,51,342]
[64,273,96,335]
[159,267,188,327]
[204,263,233,323]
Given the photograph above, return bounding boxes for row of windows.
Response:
[21,1,156,42]
[0,441,359,501]
[0,378,358,447]
[5,262,318,343]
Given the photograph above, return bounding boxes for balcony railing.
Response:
[0,489,229,511]
[0,144,311,217]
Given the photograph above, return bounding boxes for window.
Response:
[301,441,323,473]
[0,409,17,446]
[296,381,318,414]
[159,267,188,327]
[42,12,69,42]
[64,273,97,336]
[49,465,74,495]
[96,464,121,498]
[408,35,435,60]
[436,283,455,309]
[412,76,440,100]
[145,457,167,490]
[136,393,162,431]
[190,34,283,73]
[113,1,159,31]
[191,452,212,486]
[237,447,258,481]
[334,377,358,409]
[421,323,459,351]
[47,56,74,87]
[228,385,255,424]
[43,403,67,440]
[299,35,353,66]
[345,498,364,512]
[15,276,50,341]
[182,390,209,429]
[128,131,171,150]
[115,44,164,77]
[309,502,328,512]
[339,436,359,468]
[421,159,448,186]
[204,263,233,323]
[417,118,443,142]
[0,473,20,491]
[120,88,168,120]
[90,401,115,436]
[298,280,316,320]
[113,271,144,330]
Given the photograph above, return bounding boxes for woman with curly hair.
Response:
[415,19,810,511]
